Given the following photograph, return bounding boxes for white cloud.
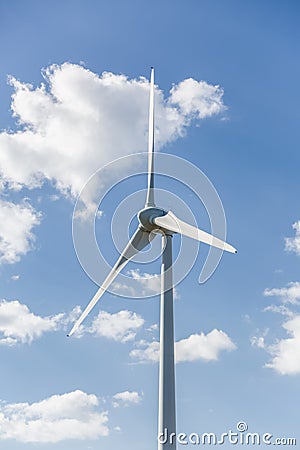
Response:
[251,328,269,349]
[264,282,300,305]
[242,314,251,323]
[0,300,145,346]
[89,310,144,343]
[129,269,161,294]
[64,304,83,326]
[112,269,179,298]
[0,199,41,265]
[258,282,300,374]
[0,300,81,346]
[169,78,226,119]
[285,221,300,255]
[251,335,266,349]
[175,329,236,362]
[10,275,20,281]
[49,194,60,202]
[0,64,225,203]
[147,323,158,332]
[0,390,108,443]
[266,315,300,375]
[112,391,142,408]
[0,300,65,345]
[130,329,236,363]
[112,269,161,297]
[130,340,160,363]
[258,223,300,374]
[264,304,294,317]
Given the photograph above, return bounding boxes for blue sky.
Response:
[0,0,299,448]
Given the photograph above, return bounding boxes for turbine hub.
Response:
[138,207,167,232]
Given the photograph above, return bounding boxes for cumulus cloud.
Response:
[130,329,236,363]
[0,300,65,345]
[285,221,300,255]
[0,63,225,203]
[0,300,81,345]
[8,303,145,343]
[169,78,226,118]
[89,310,144,343]
[112,391,142,408]
[266,315,300,375]
[175,329,236,362]
[0,390,108,443]
[259,282,300,374]
[0,199,41,265]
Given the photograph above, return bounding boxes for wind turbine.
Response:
[68,68,237,449]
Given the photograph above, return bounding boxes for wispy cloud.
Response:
[264,282,300,305]
[251,328,269,349]
[0,199,41,265]
[112,269,179,298]
[130,340,160,363]
[10,274,20,281]
[112,391,143,408]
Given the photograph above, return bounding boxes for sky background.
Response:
[0,0,299,448]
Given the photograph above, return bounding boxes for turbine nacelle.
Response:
[138,207,169,233]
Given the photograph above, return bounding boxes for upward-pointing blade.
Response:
[68,228,155,337]
[153,211,237,254]
[145,67,155,208]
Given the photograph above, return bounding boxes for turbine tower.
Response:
[68,68,237,449]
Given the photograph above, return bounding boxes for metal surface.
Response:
[158,233,176,449]
[154,210,237,254]
[145,67,155,208]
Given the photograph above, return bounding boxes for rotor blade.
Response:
[153,211,237,254]
[68,228,154,336]
[145,67,155,207]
